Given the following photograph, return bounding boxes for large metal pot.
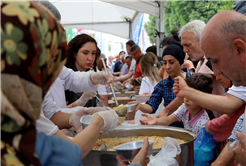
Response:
[82,125,197,166]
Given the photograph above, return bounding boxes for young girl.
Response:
[139,52,162,95]
[130,42,193,127]
[65,34,108,106]
[140,73,213,134]
[128,53,162,124]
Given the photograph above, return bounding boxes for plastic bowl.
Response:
[80,115,92,129]
[114,140,154,161]
[135,95,151,103]
[126,103,137,112]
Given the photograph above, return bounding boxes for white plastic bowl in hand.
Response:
[80,115,92,129]
[135,94,151,103]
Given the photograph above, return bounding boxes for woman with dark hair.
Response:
[129,43,194,128]
[159,28,195,79]
[66,34,98,72]
[65,34,108,107]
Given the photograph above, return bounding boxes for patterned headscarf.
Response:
[1,1,67,165]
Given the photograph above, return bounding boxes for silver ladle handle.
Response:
[101,58,119,106]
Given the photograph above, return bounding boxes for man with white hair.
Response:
[157,20,224,119]
[173,10,246,166]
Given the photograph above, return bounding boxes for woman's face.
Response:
[75,42,97,71]
[163,55,181,78]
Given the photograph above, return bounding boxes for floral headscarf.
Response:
[1,1,67,165]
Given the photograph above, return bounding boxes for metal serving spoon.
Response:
[97,144,107,151]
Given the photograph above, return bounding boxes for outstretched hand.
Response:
[173,76,187,98]
[140,114,157,125]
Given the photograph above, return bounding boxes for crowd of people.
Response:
[1,1,246,166]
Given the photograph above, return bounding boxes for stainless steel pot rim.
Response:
[94,125,197,152]
[114,125,197,137]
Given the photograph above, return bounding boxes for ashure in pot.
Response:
[82,125,197,166]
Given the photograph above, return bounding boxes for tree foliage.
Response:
[144,0,235,43]
[144,15,156,44]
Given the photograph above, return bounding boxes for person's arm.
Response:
[67,92,97,108]
[156,114,178,126]
[99,95,108,106]
[144,82,164,114]
[206,104,245,143]
[113,72,121,76]
[173,76,244,114]
[233,132,246,166]
[183,60,195,73]
[128,101,154,114]
[158,66,164,79]
[50,112,72,129]
[211,141,235,166]
[156,97,184,118]
[116,137,150,166]
[54,114,104,159]
[60,66,98,93]
[140,113,178,126]
[55,109,118,159]
[115,72,133,82]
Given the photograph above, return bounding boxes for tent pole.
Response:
[156,0,167,57]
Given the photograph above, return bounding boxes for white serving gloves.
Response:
[92,109,119,132]
[90,71,114,87]
[75,92,97,107]
[69,107,106,133]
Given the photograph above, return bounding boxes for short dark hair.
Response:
[125,56,132,61]
[186,73,213,94]
[146,45,157,56]
[130,45,141,52]
[161,28,180,48]
[126,40,135,47]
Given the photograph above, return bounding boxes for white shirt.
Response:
[50,66,98,108]
[36,111,58,136]
[227,85,246,135]
[139,77,158,95]
[227,85,246,102]
[42,91,81,118]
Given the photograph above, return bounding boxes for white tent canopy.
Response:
[51,0,160,39]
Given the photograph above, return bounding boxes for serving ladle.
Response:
[101,57,119,106]
[97,144,107,151]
